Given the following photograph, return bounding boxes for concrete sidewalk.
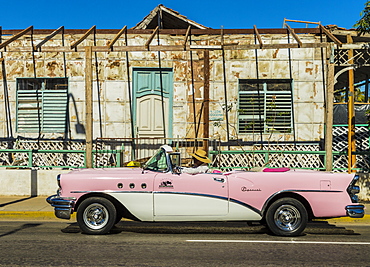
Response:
[0,196,369,223]
[0,196,75,221]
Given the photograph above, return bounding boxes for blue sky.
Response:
[0,0,366,30]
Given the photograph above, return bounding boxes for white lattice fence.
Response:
[0,141,21,166]
[0,140,119,169]
[13,141,85,168]
[335,49,370,66]
[212,153,265,171]
[333,126,370,171]
[211,144,324,171]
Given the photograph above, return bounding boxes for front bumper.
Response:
[346,204,365,218]
[46,194,76,220]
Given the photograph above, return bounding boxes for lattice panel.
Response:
[335,49,370,66]
[0,140,119,169]
[268,153,324,169]
[211,144,324,171]
[256,144,320,151]
[332,126,370,170]
[211,153,265,171]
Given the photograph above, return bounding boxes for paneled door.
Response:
[133,69,173,139]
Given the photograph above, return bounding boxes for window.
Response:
[238,79,293,134]
[143,148,169,172]
[16,78,68,133]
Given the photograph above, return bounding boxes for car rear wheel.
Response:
[77,197,117,235]
[265,197,308,236]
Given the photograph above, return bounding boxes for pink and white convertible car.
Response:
[47,145,364,236]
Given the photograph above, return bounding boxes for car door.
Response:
[153,172,229,220]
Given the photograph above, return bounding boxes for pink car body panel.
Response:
[56,166,357,221]
[47,145,365,236]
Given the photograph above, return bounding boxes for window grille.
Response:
[16,78,68,133]
[238,79,293,134]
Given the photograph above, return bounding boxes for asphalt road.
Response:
[0,221,369,266]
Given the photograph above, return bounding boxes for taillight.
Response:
[57,174,61,188]
[347,174,360,203]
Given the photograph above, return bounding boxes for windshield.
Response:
[143,148,169,172]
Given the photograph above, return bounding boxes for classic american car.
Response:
[47,145,364,236]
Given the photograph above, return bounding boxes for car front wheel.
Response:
[77,197,117,235]
[265,197,308,236]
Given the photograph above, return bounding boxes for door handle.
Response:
[213,177,225,183]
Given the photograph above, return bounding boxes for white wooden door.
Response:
[137,94,169,138]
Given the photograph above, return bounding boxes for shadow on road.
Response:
[60,220,360,236]
[305,221,359,235]
[0,223,41,238]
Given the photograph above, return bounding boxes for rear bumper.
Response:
[346,204,365,218]
[46,194,76,220]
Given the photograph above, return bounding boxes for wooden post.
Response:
[85,46,93,168]
[347,35,356,173]
[203,50,210,152]
[325,61,334,171]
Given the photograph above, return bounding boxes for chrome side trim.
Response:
[70,190,153,194]
[346,205,365,218]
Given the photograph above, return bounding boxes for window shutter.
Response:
[42,90,68,133]
[16,78,68,133]
[238,79,292,134]
[17,90,42,133]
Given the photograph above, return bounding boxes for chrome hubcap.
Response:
[83,203,109,230]
[274,204,301,231]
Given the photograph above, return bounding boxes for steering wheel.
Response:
[173,166,182,174]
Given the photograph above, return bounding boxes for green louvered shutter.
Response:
[17,90,42,133]
[16,78,68,133]
[41,90,68,132]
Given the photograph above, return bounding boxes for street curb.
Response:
[315,214,370,224]
[0,211,76,221]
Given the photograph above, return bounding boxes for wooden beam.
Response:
[253,25,263,48]
[85,46,93,168]
[0,26,33,50]
[183,25,191,49]
[320,25,342,46]
[1,42,329,53]
[325,60,334,171]
[285,24,302,47]
[203,50,210,152]
[145,26,159,50]
[35,26,64,51]
[70,25,96,50]
[221,27,224,46]
[2,28,323,36]
[0,58,3,62]
[284,18,320,26]
[347,34,356,173]
[107,25,127,49]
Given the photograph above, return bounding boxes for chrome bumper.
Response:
[346,204,365,218]
[46,194,76,220]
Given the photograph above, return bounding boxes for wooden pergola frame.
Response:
[0,27,338,52]
[0,25,345,169]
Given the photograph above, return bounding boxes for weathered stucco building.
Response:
[1,5,370,199]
